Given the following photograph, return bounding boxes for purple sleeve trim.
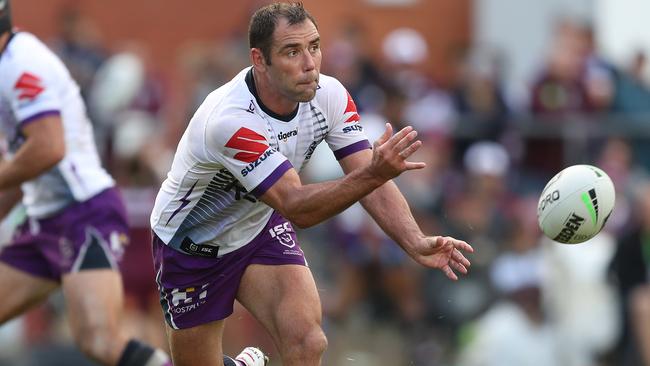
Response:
[20,110,61,127]
[333,139,372,161]
[250,160,293,198]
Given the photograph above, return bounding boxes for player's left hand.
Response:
[411,236,474,280]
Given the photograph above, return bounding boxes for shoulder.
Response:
[200,68,256,119]
[4,32,52,63]
[202,79,269,147]
[1,32,59,85]
[311,73,349,113]
[314,73,347,101]
[311,73,359,123]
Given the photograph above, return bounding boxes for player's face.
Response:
[266,19,321,103]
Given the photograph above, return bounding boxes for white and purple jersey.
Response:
[0,32,114,218]
[151,67,370,256]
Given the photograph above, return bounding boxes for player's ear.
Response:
[250,48,267,72]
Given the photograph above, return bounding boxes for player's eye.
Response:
[309,44,320,53]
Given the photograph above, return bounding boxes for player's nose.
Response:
[302,51,316,72]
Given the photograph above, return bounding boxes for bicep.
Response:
[258,168,302,213]
[22,114,64,143]
[338,148,372,175]
[20,115,65,159]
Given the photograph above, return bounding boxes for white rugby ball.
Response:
[537,164,615,244]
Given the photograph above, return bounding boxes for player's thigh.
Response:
[237,264,322,346]
[166,320,226,366]
[0,262,57,323]
[62,269,125,337]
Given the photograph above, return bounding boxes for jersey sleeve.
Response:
[4,54,62,126]
[206,113,293,198]
[323,78,371,160]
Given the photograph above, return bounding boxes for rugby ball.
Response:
[537,165,615,244]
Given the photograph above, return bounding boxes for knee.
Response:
[282,326,328,361]
[303,328,328,357]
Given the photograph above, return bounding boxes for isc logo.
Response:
[268,222,296,248]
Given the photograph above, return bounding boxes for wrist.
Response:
[358,165,388,188]
[401,232,427,257]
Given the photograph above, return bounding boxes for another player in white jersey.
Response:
[0,2,172,365]
[151,3,474,366]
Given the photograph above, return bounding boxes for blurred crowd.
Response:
[4,8,650,366]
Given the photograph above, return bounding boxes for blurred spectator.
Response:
[525,18,609,177]
[529,19,593,115]
[426,142,514,341]
[443,141,513,267]
[179,38,249,119]
[543,233,619,366]
[322,20,387,114]
[382,27,457,135]
[317,117,426,330]
[51,7,107,101]
[597,138,649,235]
[610,181,650,366]
[457,223,559,366]
[609,52,650,116]
[451,45,510,160]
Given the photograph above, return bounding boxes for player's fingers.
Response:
[453,239,474,253]
[450,259,468,274]
[393,130,418,153]
[442,265,458,281]
[404,161,426,170]
[398,139,422,159]
[452,249,471,268]
[386,125,413,148]
[374,123,393,147]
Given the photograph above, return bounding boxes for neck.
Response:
[252,69,298,117]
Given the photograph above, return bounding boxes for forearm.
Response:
[359,181,423,256]
[0,140,62,191]
[0,186,22,220]
[278,167,385,228]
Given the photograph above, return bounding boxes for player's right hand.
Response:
[369,123,426,181]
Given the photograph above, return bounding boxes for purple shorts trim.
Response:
[0,188,129,281]
[333,139,372,160]
[153,211,307,329]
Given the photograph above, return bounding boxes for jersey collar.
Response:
[245,68,299,123]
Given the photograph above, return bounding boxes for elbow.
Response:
[44,146,65,169]
[290,216,316,229]
[280,209,316,229]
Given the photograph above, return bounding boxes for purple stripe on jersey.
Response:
[20,110,61,126]
[250,160,293,198]
[333,139,371,161]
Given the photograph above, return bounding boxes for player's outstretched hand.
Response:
[370,123,426,181]
[411,236,474,281]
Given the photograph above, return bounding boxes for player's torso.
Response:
[152,69,338,255]
[0,32,113,218]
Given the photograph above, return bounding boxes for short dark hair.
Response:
[0,0,11,35]
[248,2,318,65]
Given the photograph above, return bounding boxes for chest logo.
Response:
[277,129,298,142]
[225,127,269,163]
